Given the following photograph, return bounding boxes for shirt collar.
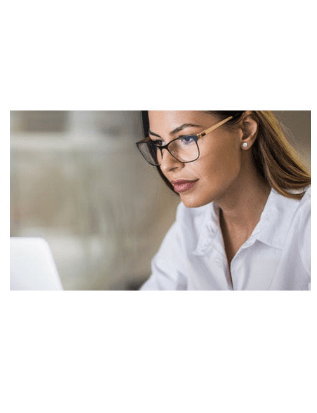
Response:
[193,188,301,256]
[193,201,223,256]
[253,188,301,249]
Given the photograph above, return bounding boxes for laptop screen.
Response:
[10,237,63,290]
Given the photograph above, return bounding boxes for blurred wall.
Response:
[10,111,180,290]
[10,111,311,290]
[273,111,311,168]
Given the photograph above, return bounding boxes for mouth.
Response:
[171,179,199,193]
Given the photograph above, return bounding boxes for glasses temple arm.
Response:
[197,115,233,139]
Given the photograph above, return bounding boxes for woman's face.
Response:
[148,111,244,208]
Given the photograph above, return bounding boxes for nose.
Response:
[159,147,183,174]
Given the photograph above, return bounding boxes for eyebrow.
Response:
[148,123,202,138]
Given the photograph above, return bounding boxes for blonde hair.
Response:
[251,111,310,200]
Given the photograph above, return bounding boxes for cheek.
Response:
[198,139,241,180]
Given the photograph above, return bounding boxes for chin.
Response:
[180,194,213,208]
[180,185,226,208]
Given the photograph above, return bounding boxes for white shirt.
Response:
[141,187,311,290]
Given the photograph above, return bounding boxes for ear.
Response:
[240,111,258,150]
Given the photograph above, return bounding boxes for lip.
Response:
[171,179,199,193]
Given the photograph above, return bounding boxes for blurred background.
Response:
[10,111,311,290]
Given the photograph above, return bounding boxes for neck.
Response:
[215,164,271,235]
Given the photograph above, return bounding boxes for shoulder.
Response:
[280,187,311,238]
[299,186,311,205]
[272,186,311,222]
[296,187,311,274]
[297,186,311,230]
[142,202,210,290]
[291,186,311,225]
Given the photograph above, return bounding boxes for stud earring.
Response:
[242,142,248,148]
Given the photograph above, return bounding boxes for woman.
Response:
[136,111,311,290]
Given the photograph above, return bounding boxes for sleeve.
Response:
[140,203,188,290]
[298,187,311,285]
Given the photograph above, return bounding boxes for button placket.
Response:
[230,253,243,290]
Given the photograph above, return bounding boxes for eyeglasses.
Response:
[136,115,235,166]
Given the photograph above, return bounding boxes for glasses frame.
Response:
[136,115,235,166]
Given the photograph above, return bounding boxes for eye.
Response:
[179,135,196,145]
[151,139,164,147]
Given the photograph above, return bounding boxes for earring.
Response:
[242,142,248,148]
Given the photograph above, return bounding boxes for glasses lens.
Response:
[137,136,199,165]
[169,136,199,162]
[137,141,160,165]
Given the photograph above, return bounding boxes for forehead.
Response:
[148,111,217,134]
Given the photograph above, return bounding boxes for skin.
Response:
[148,111,271,267]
